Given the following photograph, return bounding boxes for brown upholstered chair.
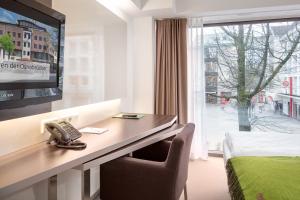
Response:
[100,123,195,200]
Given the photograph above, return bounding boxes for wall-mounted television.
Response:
[0,0,65,110]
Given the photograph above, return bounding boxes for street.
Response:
[205,103,300,151]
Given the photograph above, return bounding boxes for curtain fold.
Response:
[155,18,188,124]
[188,17,208,160]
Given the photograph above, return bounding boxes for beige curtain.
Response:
[155,18,188,124]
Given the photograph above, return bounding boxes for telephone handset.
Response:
[46,121,87,150]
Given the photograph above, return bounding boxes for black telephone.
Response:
[46,121,87,150]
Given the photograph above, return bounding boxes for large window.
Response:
[202,19,300,151]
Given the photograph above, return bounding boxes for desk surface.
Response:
[0,114,177,197]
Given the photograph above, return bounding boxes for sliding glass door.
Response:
[200,19,300,151]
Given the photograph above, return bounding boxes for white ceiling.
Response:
[109,0,300,18]
[52,0,300,29]
[105,0,174,17]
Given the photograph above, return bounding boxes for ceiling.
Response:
[52,0,300,28]
[106,0,300,18]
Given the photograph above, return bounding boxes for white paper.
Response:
[79,127,109,134]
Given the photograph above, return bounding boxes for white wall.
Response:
[93,1,156,115]
[104,23,128,100]
[131,17,155,113]
[52,0,127,111]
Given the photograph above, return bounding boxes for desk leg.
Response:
[82,169,91,200]
[48,175,57,200]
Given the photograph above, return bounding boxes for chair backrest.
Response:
[165,123,195,199]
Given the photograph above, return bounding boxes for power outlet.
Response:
[40,113,79,134]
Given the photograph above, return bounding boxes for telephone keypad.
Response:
[57,121,82,141]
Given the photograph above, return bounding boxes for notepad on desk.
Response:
[79,127,109,134]
[113,113,144,119]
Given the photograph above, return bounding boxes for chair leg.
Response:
[184,184,188,200]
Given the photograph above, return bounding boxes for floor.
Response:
[180,157,231,200]
[97,157,231,200]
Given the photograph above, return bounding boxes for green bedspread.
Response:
[226,156,300,200]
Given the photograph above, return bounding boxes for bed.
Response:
[224,132,300,200]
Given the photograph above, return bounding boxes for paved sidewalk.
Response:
[205,103,300,150]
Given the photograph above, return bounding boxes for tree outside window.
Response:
[202,20,300,150]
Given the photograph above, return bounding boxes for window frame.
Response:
[203,17,300,27]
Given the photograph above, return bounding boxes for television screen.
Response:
[0,0,65,111]
[0,0,62,90]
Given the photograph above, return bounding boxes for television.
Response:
[0,0,65,110]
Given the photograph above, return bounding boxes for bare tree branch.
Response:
[208,93,237,100]
[221,26,237,40]
[245,24,253,46]
[258,31,300,94]
[250,23,271,97]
